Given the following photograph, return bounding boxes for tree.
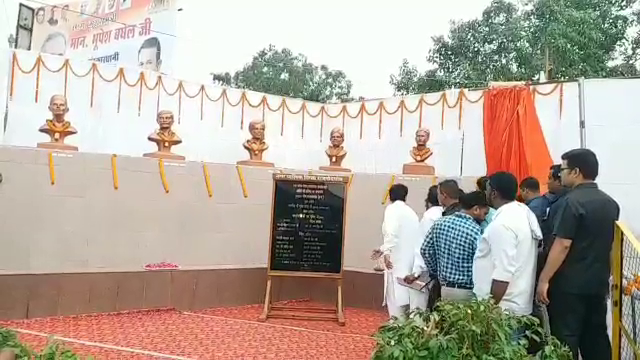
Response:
[212,45,354,103]
[391,0,638,95]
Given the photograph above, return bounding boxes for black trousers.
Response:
[547,290,611,360]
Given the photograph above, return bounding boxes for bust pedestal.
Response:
[237,159,274,167]
[319,165,351,173]
[143,151,185,161]
[37,125,78,151]
[402,162,435,175]
[37,142,78,151]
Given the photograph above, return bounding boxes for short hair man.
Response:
[437,179,461,216]
[520,176,548,223]
[372,184,422,319]
[138,37,162,72]
[540,165,569,254]
[40,32,67,56]
[477,176,497,231]
[421,191,488,303]
[474,172,542,319]
[537,149,619,360]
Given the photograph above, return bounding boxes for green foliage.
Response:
[372,299,572,360]
[212,45,354,103]
[391,0,639,94]
[0,327,84,359]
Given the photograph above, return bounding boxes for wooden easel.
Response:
[259,274,345,325]
[258,173,349,326]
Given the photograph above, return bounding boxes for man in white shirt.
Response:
[404,185,443,310]
[371,184,422,319]
[473,172,542,317]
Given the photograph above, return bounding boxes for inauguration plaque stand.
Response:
[259,173,349,326]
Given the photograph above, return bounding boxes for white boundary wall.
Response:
[0,49,636,235]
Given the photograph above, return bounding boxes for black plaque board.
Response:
[268,173,349,277]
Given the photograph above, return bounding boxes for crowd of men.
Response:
[371,148,620,360]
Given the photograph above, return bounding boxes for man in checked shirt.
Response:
[421,191,489,302]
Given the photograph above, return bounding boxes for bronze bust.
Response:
[402,128,435,175]
[319,127,350,172]
[237,120,274,167]
[143,110,185,160]
[37,95,78,151]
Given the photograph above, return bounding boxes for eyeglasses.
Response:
[560,167,572,172]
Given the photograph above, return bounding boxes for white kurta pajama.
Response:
[408,206,443,311]
[379,200,422,319]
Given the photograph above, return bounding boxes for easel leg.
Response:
[337,279,345,325]
[258,276,272,322]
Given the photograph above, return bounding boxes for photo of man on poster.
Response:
[138,37,162,72]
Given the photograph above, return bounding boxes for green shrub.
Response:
[0,327,84,360]
[372,299,573,360]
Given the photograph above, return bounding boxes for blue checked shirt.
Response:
[420,212,482,288]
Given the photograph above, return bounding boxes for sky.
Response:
[172,0,494,99]
[1,0,494,99]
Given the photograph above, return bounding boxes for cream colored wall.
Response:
[0,146,478,274]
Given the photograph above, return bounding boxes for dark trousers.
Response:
[547,290,611,360]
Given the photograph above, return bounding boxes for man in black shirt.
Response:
[437,179,462,216]
[536,148,619,360]
[538,165,569,274]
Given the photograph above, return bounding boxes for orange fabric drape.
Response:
[483,86,553,192]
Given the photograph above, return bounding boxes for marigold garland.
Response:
[11,53,565,143]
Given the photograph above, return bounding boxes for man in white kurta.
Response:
[372,184,422,319]
[405,185,443,311]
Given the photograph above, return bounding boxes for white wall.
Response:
[1,49,573,177]
[583,79,640,236]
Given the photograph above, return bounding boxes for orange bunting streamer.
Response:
[35,57,42,103]
[280,100,286,136]
[177,83,183,124]
[399,100,405,137]
[378,105,383,139]
[440,96,445,130]
[10,52,568,143]
[301,104,305,139]
[137,73,144,115]
[458,92,464,129]
[359,103,364,139]
[559,83,564,120]
[319,109,324,142]
[63,61,69,98]
[156,78,161,114]
[9,53,16,100]
[116,70,123,113]
[200,87,204,121]
[240,93,245,129]
[89,65,96,107]
[221,91,226,128]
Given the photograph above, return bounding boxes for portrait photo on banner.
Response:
[30,0,177,73]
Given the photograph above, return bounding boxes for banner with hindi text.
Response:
[30,0,176,73]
